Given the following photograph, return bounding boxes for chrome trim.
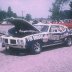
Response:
[42,42,63,47]
[5,44,26,49]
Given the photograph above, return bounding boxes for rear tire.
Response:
[66,37,72,46]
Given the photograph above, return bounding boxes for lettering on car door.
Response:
[49,25,61,41]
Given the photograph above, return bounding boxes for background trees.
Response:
[7,6,17,18]
[25,14,32,21]
[0,6,17,21]
[70,1,72,10]
[60,1,72,19]
[50,0,70,21]
[0,10,7,21]
[0,6,32,22]
[0,0,72,22]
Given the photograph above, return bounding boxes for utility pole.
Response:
[22,10,24,19]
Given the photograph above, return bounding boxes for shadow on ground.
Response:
[0,44,66,56]
[0,48,31,56]
[42,44,65,52]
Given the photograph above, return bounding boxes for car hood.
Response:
[5,18,39,31]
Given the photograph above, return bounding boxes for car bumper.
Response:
[2,43,26,49]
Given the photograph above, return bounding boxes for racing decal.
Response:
[50,34,60,40]
[26,34,43,41]
[26,36,33,41]
[60,32,69,39]
[33,35,43,40]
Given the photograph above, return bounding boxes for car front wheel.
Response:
[31,42,42,54]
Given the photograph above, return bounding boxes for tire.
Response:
[66,37,72,46]
[30,42,42,54]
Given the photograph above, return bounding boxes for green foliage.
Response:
[25,14,32,21]
[0,10,7,21]
[59,1,72,19]
[0,6,17,21]
[69,1,72,10]
[7,6,17,18]
[50,0,69,21]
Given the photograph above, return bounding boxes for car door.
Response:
[58,25,69,40]
[49,25,62,44]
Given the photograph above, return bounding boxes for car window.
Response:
[59,26,66,32]
[34,25,49,32]
[33,25,42,31]
[50,25,61,33]
[41,26,49,32]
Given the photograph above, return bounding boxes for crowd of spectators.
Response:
[49,19,72,24]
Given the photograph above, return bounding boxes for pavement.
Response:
[0,44,72,72]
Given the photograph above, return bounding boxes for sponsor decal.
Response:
[27,34,43,41]
[33,35,43,40]
[50,35,59,40]
[60,33,68,39]
[27,36,33,41]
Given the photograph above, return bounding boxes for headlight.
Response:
[20,40,24,45]
[17,39,20,44]
[0,38,5,43]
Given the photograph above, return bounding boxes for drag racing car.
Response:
[1,18,72,54]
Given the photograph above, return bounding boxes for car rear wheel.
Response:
[66,37,72,46]
[31,42,42,54]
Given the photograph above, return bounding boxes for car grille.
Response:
[10,39,16,44]
[4,39,8,43]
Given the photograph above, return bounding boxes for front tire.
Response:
[30,42,42,54]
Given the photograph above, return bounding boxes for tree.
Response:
[7,6,17,18]
[12,13,17,18]
[7,6,13,18]
[25,14,32,21]
[58,1,72,19]
[50,0,70,21]
[69,1,72,19]
[70,1,72,10]
[0,10,7,21]
[0,6,17,21]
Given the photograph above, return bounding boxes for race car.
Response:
[1,18,72,54]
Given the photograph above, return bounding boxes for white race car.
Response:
[1,18,72,54]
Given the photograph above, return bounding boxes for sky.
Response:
[0,0,70,18]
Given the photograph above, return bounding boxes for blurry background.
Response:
[0,0,72,22]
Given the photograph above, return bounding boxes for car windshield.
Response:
[34,25,49,32]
